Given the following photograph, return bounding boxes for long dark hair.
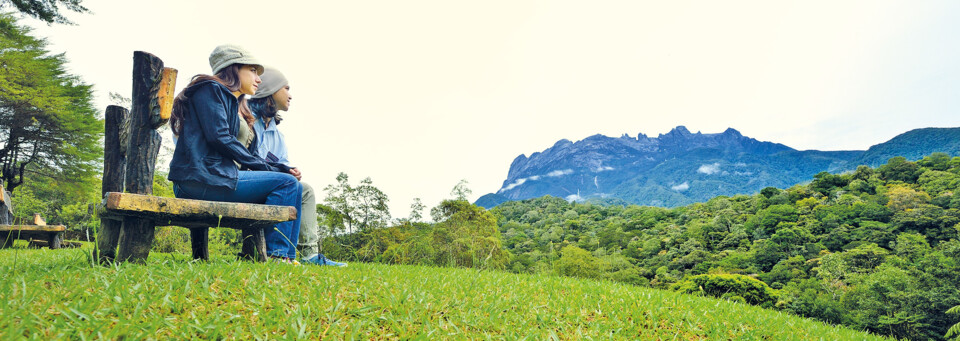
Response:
[169,64,255,136]
[248,95,283,125]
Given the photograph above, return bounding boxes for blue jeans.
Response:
[173,171,303,259]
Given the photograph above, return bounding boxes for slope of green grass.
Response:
[0,246,887,340]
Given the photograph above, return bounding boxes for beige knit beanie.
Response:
[209,44,264,75]
[252,67,289,99]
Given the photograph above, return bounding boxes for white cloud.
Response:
[546,169,574,177]
[498,178,527,193]
[498,169,573,192]
[671,182,690,191]
[565,194,583,202]
[698,163,721,175]
[593,166,615,172]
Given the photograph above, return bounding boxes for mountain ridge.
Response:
[476,126,960,208]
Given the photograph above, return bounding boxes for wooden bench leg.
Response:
[191,227,209,261]
[117,217,155,264]
[96,220,123,263]
[239,227,267,262]
[48,232,62,249]
[0,231,11,249]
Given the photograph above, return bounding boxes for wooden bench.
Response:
[98,192,296,261]
[0,187,67,249]
[0,224,67,249]
[95,52,297,264]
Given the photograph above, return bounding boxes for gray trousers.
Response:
[298,182,320,258]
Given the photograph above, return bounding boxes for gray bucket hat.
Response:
[209,44,264,75]
[252,67,289,99]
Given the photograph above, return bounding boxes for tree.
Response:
[323,172,355,233]
[893,233,931,263]
[842,264,927,340]
[554,245,601,279]
[428,199,510,269]
[746,204,799,239]
[322,172,390,233]
[879,157,921,183]
[1,0,88,24]
[0,13,102,193]
[918,152,951,171]
[354,176,391,230]
[948,304,960,340]
[885,185,930,212]
[451,179,472,201]
[408,197,425,223]
[810,172,848,195]
[673,274,779,308]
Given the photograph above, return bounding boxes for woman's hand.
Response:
[289,167,302,181]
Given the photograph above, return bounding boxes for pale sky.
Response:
[19,0,960,219]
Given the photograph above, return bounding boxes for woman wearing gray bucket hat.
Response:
[168,44,303,263]
[249,67,346,267]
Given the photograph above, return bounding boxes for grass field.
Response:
[0,244,888,340]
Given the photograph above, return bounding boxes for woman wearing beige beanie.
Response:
[168,45,303,264]
[249,67,347,267]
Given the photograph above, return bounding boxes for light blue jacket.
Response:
[252,113,291,167]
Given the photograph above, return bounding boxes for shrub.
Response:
[153,226,190,253]
[554,245,601,279]
[673,273,779,308]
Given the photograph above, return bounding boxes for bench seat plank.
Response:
[99,192,297,229]
[0,225,66,232]
[0,226,65,249]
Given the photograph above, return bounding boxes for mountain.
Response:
[476,126,960,208]
[847,127,960,168]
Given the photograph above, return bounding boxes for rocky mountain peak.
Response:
[477,126,960,209]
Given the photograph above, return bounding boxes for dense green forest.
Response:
[325,153,960,340]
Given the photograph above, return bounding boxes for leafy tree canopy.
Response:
[0,13,101,197]
[1,0,88,24]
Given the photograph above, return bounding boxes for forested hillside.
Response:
[490,153,960,340]
[328,153,960,340]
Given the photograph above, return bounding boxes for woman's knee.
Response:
[279,173,300,189]
[273,173,301,198]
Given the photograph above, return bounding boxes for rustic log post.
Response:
[0,231,10,249]
[117,51,176,263]
[240,228,268,262]
[154,67,177,129]
[0,185,13,225]
[191,228,209,261]
[48,231,62,249]
[96,105,127,263]
[32,213,45,226]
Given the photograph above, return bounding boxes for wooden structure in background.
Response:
[96,51,296,264]
[0,185,66,249]
[0,224,66,249]
[0,185,12,225]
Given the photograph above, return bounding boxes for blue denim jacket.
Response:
[168,80,291,190]
[252,112,290,166]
